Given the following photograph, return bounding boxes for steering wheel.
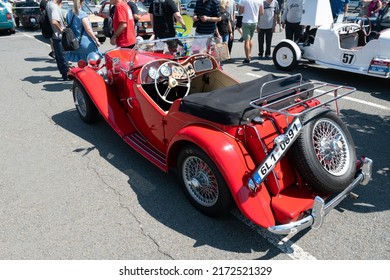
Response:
[360,15,372,36]
[154,61,191,104]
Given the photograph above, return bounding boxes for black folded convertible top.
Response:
[179,74,313,125]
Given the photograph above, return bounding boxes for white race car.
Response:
[273,0,390,78]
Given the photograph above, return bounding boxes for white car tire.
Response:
[272,40,301,71]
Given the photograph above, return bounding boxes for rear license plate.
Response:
[253,118,303,184]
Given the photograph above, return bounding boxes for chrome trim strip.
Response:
[268,157,373,235]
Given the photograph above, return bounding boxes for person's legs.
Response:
[49,38,55,58]
[236,15,243,41]
[292,22,302,42]
[285,21,293,40]
[248,23,256,59]
[52,38,69,80]
[258,29,265,57]
[265,28,273,57]
[242,23,251,62]
[228,20,234,54]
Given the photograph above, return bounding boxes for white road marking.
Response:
[231,210,317,260]
[0,32,50,48]
[246,73,263,78]
[333,94,390,111]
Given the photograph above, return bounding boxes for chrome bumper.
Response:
[268,157,373,235]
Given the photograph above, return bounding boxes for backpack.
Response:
[39,9,53,38]
[62,15,82,51]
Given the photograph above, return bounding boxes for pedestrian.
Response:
[236,0,244,42]
[367,0,382,17]
[110,0,137,48]
[275,0,284,32]
[330,0,349,20]
[226,0,235,59]
[39,0,55,59]
[281,0,303,42]
[238,0,264,63]
[65,0,101,63]
[46,0,69,81]
[215,0,233,44]
[257,0,279,59]
[148,0,186,39]
[127,0,141,35]
[193,0,221,36]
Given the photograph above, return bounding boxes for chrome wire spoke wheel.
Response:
[312,119,351,176]
[182,156,219,207]
[74,87,87,117]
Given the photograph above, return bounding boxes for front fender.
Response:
[68,67,135,136]
[168,125,276,228]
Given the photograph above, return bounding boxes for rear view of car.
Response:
[0,2,15,35]
[98,1,153,39]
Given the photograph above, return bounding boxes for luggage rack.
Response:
[249,73,356,118]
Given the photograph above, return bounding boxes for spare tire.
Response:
[291,108,356,193]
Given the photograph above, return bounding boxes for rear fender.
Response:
[68,67,135,136]
[168,125,276,228]
[280,39,302,61]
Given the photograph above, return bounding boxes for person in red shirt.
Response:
[109,0,137,48]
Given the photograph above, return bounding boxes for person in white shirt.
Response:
[239,0,264,63]
[257,0,279,59]
[281,0,303,41]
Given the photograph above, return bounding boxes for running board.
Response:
[123,132,167,171]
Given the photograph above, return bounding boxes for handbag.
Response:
[214,42,230,61]
[62,15,83,51]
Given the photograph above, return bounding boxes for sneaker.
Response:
[238,37,244,42]
[243,59,250,64]
[62,75,69,81]
[48,51,55,59]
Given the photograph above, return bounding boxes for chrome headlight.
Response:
[87,52,101,67]
[143,22,148,28]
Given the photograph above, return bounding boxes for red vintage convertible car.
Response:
[67,36,372,235]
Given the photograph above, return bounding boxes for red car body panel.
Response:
[68,36,372,235]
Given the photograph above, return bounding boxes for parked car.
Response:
[61,1,106,43]
[0,1,15,34]
[14,1,41,28]
[185,0,196,17]
[66,35,372,235]
[98,0,153,39]
[180,0,191,15]
[273,0,390,78]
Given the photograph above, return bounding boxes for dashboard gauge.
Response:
[175,67,184,75]
[160,64,171,77]
[148,67,159,79]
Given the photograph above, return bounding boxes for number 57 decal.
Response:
[341,53,356,64]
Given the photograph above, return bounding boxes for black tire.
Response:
[72,80,99,124]
[177,144,233,217]
[272,41,298,71]
[291,108,357,193]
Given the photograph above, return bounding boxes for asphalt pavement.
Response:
[0,26,389,261]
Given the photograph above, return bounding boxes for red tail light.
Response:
[6,13,11,20]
